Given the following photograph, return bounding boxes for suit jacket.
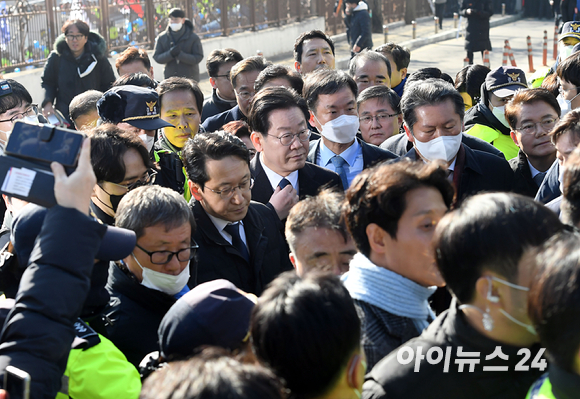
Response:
[380,132,504,158]
[250,154,343,210]
[201,104,244,133]
[535,160,561,204]
[190,200,292,296]
[508,150,542,198]
[404,144,514,204]
[307,137,398,169]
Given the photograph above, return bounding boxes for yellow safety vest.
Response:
[525,374,554,399]
[465,123,519,160]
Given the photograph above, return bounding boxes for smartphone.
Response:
[5,121,84,168]
[4,365,30,399]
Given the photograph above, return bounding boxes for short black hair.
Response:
[182,131,250,189]
[401,78,465,133]
[344,159,454,257]
[294,30,335,64]
[557,51,580,87]
[230,56,271,89]
[374,43,411,70]
[140,347,285,399]
[454,64,490,105]
[527,230,580,373]
[89,123,153,184]
[113,72,157,89]
[251,271,360,398]
[406,67,454,87]
[505,88,560,130]
[434,193,564,304]
[248,86,309,135]
[206,48,244,78]
[0,79,32,115]
[61,19,89,36]
[348,50,392,80]
[254,64,304,94]
[303,68,358,113]
[69,90,103,122]
[356,85,401,113]
[157,76,204,115]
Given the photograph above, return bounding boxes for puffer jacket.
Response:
[41,32,115,124]
[152,20,204,82]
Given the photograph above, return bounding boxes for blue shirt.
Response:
[317,139,364,188]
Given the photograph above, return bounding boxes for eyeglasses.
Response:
[266,129,311,146]
[214,74,230,80]
[516,117,558,135]
[65,34,86,41]
[110,169,157,192]
[235,89,255,101]
[136,241,199,264]
[205,178,254,199]
[359,113,400,125]
[0,104,38,124]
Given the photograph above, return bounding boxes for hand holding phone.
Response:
[4,365,30,399]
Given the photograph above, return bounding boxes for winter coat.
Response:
[153,20,204,82]
[41,32,115,124]
[347,2,373,50]
[0,206,106,399]
[460,0,493,52]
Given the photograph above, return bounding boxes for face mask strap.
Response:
[490,275,529,292]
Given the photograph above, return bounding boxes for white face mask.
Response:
[559,165,565,194]
[413,133,462,162]
[169,23,182,31]
[315,114,359,144]
[139,133,155,152]
[490,104,510,128]
[559,43,575,61]
[132,254,190,296]
[557,93,580,117]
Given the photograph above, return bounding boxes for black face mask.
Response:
[98,185,125,213]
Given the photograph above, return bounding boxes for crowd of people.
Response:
[0,6,579,399]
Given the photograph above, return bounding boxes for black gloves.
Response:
[170,45,180,57]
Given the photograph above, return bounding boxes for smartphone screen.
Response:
[6,122,84,168]
[4,365,30,399]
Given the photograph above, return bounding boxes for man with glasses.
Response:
[90,124,156,226]
[202,48,243,122]
[505,88,559,198]
[248,87,343,221]
[304,69,397,190]
[357,85,402,146]
[105,184,197,367]
[202,56,270,133]
[182,131,292,295]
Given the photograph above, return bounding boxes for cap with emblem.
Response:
[485,66,528,98]
[97,85,174,130]
[560,22,580,42]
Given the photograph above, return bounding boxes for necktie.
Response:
[330,155,349,189]
[224,223,250,263]
[533,172,546,187]
[278,178,291,190]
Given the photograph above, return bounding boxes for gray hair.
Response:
[401,78,464,133]
[116,185,196,239]
[348,50,392,79]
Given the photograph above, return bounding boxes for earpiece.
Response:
[487,277,499,303]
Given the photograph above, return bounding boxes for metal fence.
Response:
[0,0,432,70]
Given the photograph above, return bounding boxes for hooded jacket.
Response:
[41,32,115,124]
[153,20,204,82]
[347,2,373,51]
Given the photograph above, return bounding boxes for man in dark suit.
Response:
[182,131,292,295]
[400,78,513,205]
[302,69,398,190]
[202,56,270,133]
[504,88,559,198]
[248,87,343,220]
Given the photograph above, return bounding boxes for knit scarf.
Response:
[342,253,437,331]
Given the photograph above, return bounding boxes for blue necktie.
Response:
[224,223,250,263]
[330,155,349,189]
[533,172,546,187]
[278,178,291,190]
